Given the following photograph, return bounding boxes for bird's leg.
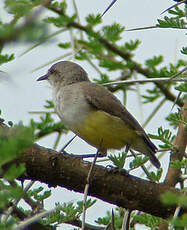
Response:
[60,135,104,158]
[60,137,105,158]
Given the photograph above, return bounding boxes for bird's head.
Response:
[37,61,89,88]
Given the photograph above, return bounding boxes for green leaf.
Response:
[149,127,176,149]
[99,59,126,71]
[145,56,163,69]
[0,126,34,167]
[50,0,67,12]
[175,83,187,92]
[171,159,187,169]
[161,191,179,205]
[148,168,163,182]
[44,100,54,109]
[122,39,141,52]
[157,16,187,29]
[102,23,125,42]
[129,156,149,169]
[0,54,14,65]
[134,213,163,228]
[30,112,68,139]
[166,111,187,128]
[45,14,77,27]
[86,14,102,26]
[168,6,186,18]
[4,164,25,181]
[181,47,187,55]
[108,152,127,169]
[173,214,187,228]
[58,42,71,49]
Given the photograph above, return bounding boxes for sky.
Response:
[0,0,186,229]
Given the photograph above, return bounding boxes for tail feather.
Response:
[133,135,161,168]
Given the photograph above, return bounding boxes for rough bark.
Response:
[14,144,185,219]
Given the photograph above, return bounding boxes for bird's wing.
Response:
[81,82,157,152]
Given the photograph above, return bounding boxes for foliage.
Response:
[0,0,187,229]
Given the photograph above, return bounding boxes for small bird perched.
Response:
[37,61,160,168]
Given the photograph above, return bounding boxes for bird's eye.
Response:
[49,69,58,74]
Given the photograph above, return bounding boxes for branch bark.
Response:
[164,98,187,186]
[15,144,185,219]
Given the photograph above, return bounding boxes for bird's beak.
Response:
[37,73,49,81]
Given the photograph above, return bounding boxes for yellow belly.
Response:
[73,110,137,151]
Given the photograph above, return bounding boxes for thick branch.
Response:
[164,97,187,186]
[17,144,184,219]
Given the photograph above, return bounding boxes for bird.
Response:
[37,61,160,168]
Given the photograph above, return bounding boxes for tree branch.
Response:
[164,97,187,186]
[16,144,185,219]
[46,4,184,107]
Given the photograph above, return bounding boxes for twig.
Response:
[60,134,77,152]
[171,67,187,79]
[2,181,35,223]
[87,58,103,75]
[126,25,157,32]
[164,98,187,186]
[12,208,56,230]
[32,48,82,72]
[72,0,84,40]
[130,150,154,182]
[161,0,187,15]
[45,4,184,107]
[142,98,166,128]
[133,73,143,124]
[53,132,62,150]
[101,0,118,17]
[69,28,75,60]
[19,28,67,57]
[103,76,187,86]
[82,149,99,230]
[168,206,181,230]
[121,209,131,230]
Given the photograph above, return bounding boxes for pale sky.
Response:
[0,0,186,229]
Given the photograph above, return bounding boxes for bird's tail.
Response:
[133,136,161,168]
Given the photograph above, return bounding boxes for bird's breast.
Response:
[53,86,91,130]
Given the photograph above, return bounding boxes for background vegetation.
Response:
[0,0,187,229]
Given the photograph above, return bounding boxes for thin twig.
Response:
[32,48,82,72]
[2,181,35,223]
[171,67,187,79]
[103,76,187,86]
[72,0,84,40]
[69,28,75,60]
[19,28,67,57]
[125,25,157,32]
[82,149,99,230]
[60,134,77,152]
[142,98,166,128]
[12,208,56,230]
[121,209,131,230]
[161,0,187,15]
[171,91,182,111]
[53,132,62,150]
[87,58,103,75]
[130,150,154,182]
[168,206,181,230]
[133,73,143,124]
[101,0,118,17]
[45,4,184,107]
